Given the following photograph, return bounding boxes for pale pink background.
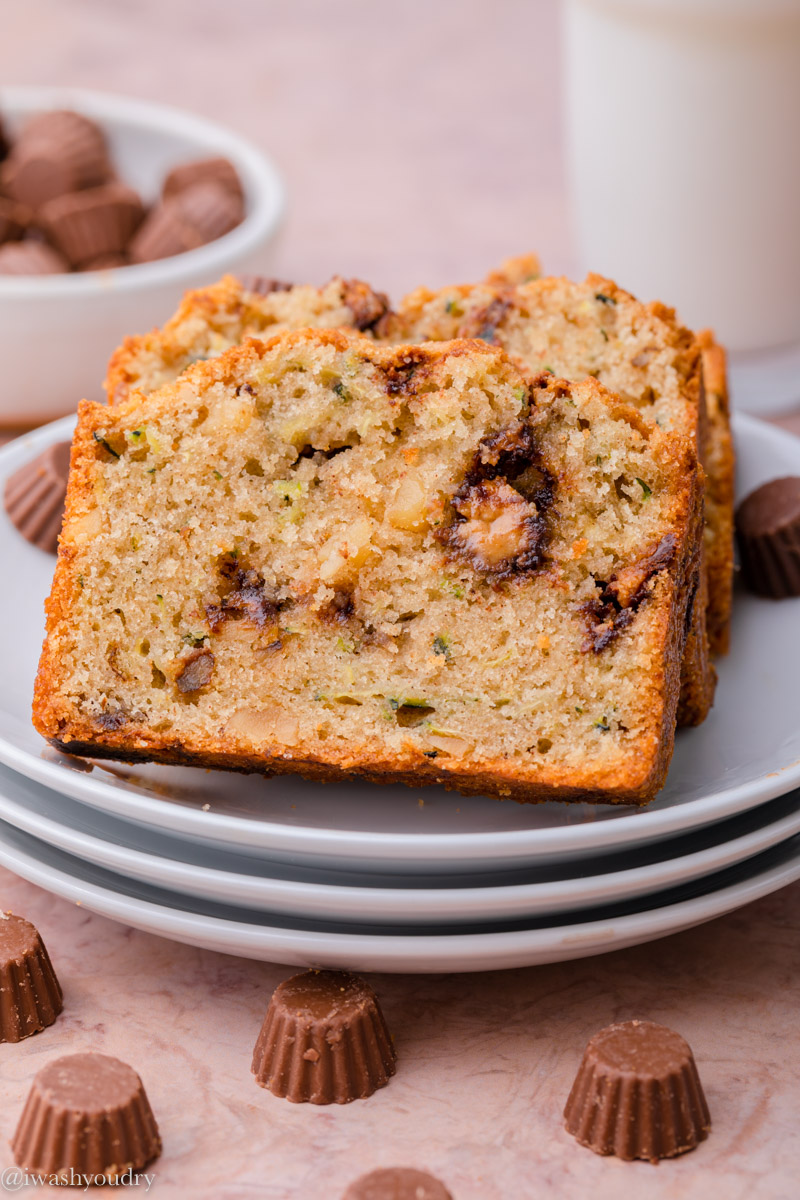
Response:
[1,3,799,1197]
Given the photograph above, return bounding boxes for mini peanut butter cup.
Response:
[162,155,244,202]
[1,151,76,212]
[0,912,63,1042]
[18,110,107,158]
[564,1019,710,1162]
[342,1168,453,1200]
[40,183,145,267]
[4,110,111,208]
[4,440,72,554]
[172,181,244,242]
[130,181,242,264]
[12,1053,161,1180]
[735,476,800,598]
[238,275,294,295]
[0,197,31,244]
[128,199,205,264]
[0,240,68,275]
[252,969,396,1104]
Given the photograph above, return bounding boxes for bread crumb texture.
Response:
[36,329,699,804]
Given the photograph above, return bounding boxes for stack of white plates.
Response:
[2,414,800,973]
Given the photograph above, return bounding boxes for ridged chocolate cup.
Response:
[564,1020,711,1162]
[12,1053,161,1180]
[4,440,72,554]
[238,275,294,295]
[0,240,68,275]
[736,476,800,598]
[4,110,111,208]
[0,198,31,244]
[342,1168,453,1200]
[40,183,144,267]
[0,913,63,1042]
[162,155,243,202]
[252,969,396,1104]
[18,110,107,157]
[128,199,205,263]
[129,182,242,264]
[173,181,243,242]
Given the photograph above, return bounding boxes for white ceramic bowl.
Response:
[0,86,286,425]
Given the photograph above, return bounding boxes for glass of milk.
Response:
[563,0,800,413]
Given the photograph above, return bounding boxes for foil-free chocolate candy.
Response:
[41,183,143,265]
[41,183,145,267]
[129,180,242,265]
[162,155,244,202]
[736,476,800,598]
[12,1053,161,1180]
[0,912,63,1042]
[3,111,111,209]
[128,199,204,264]
[173,181,243,242]
[4,440,71,554]
[343,1168,453,1200]
[238,275,294,296]
[252,969,396,1104]
[0,239,68,275]
[17,110,108,159]
[564,1019,711,1162]
[0,197,30,244]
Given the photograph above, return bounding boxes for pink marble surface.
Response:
[0,870,798,1199]
[1,2,800,1196]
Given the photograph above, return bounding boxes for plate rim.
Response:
[2,413,800,867]
[0,816,798,972]
[1,759,800,921]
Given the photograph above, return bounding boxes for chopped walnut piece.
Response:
[176,649,215,692]
[225,706,299,746]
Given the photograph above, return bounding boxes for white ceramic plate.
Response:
[2,415,800,871]
[2,759,800,923]
[0,817,798,971]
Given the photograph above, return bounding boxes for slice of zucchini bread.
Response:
[391,272,721,725]
[102,268,720,725]
[35,330,701,806]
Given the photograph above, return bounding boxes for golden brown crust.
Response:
[104,275,394,406]
[41,736,671,807]
[697,329,735,656]
[34,333,699,807]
